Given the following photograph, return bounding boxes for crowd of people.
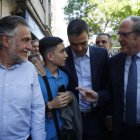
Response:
[0,15,140,140]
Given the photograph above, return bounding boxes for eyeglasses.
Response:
[117,31,136,38]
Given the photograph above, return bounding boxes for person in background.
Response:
[96,33,113,57]
[96,33,113,139]
[61,19,110,140]
[30,39,43,61]
[38,36,82,140]
[29,39,45,76]
[31,39,39,54]
[0,15,46,140]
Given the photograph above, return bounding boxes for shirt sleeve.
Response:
[31,69,46,140]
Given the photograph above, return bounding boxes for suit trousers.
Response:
[120,123,140,140]
[81,111,106,140]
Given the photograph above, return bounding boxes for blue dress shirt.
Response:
[73,47,92,112]
[0,61,46,140]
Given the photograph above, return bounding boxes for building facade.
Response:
[0,0,52,39]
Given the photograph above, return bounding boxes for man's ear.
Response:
[1,35,9,48]
[109,41,113,49]
[47,52,54,61]
[0,41,3,48]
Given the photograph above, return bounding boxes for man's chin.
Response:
[120,48,127,53]
[15,58,27,64]
[22,56,28,61]
[58,63,65,67]
[121,50,134,56]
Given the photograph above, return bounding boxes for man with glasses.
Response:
[61,19,110,140]
[109,16,140,140]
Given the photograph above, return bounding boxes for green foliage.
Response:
[64,0,140,36]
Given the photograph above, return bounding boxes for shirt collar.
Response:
[137,52,140,58]
[45,67,63,79]
[0,62,24,70]
[127,52,140,59]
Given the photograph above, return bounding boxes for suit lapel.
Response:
[118,53,126,104]
[89,46,100,89]
[89,47,97,89]
[113,53,126,107]
[66,47,78,83]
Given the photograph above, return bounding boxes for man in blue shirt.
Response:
[38,37,73,140]
[0,16,46,140]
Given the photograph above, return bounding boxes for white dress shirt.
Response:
[0,61,46,140]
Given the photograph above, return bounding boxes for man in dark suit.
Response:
[61,19,110,140]
[109,16,140,140]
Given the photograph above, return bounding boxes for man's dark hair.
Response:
[32,39,39,45]
[97,33,111,39]
[0,15,28,36]
[39,36,63,60]
[67,19,89,36]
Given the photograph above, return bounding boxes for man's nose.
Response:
[77,45,83,51]
[26,42,32,51]
[99,41,103,46]
[118,36,122,42]
[65,51,68,58]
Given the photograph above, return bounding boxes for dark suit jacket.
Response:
[60,45,110,136]
[108,52,126,140]
[62,45,110,105]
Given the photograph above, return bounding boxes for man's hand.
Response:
[105,116,112,131]
[47,91,72,110]
[34,60,45,76]
[76,87,98,102]
[29,56,45,76]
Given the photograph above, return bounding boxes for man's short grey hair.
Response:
[0,15,29,36]
[128,16,140,35]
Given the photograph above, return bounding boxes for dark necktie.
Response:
[125,55,138,125]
